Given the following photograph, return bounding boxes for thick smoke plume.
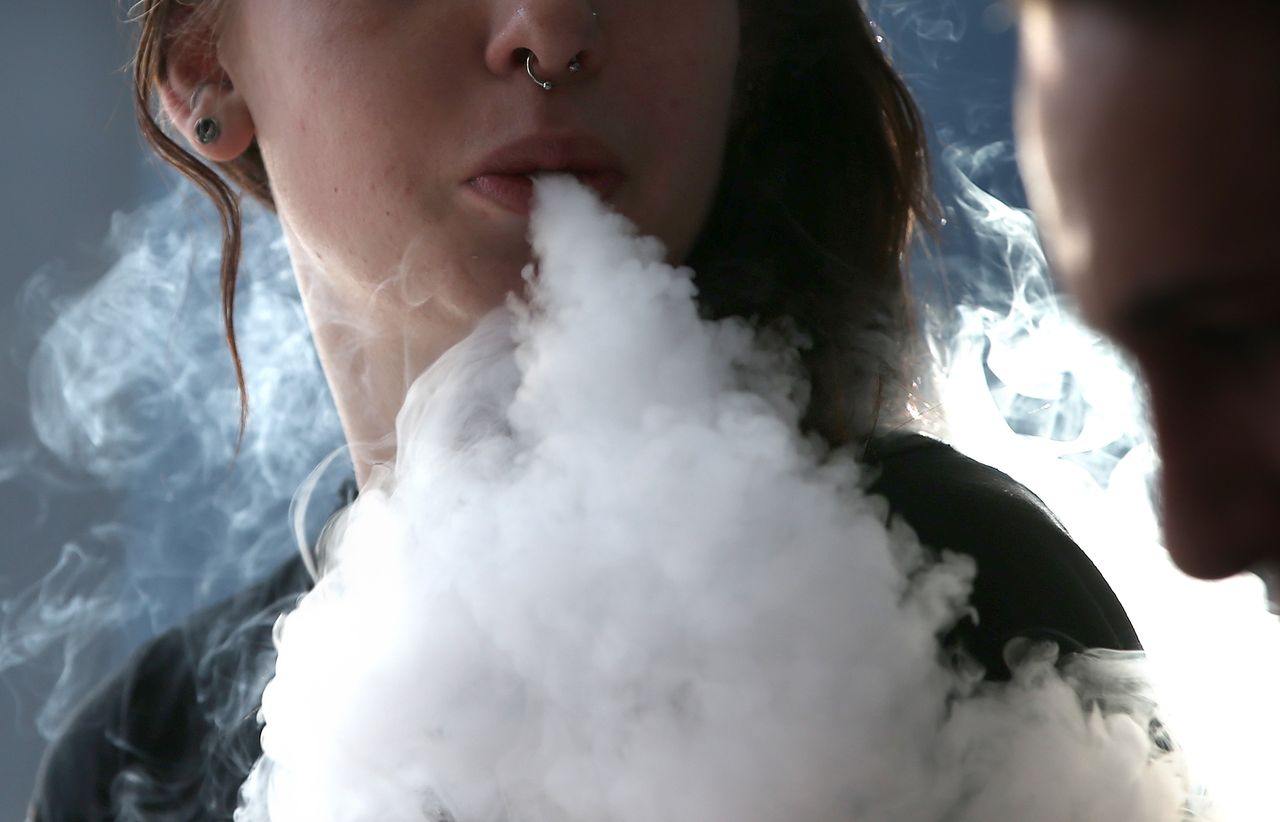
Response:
[236,178,1190,822]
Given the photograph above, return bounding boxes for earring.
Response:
[195,117,221,145]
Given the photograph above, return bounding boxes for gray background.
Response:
[1,2,157,815]
[0,2,1021,818]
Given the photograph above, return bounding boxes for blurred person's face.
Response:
[1016,3,1280,583]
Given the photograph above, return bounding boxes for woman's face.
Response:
[217,0,741,318]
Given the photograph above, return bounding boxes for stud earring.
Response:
[195,117,221,145]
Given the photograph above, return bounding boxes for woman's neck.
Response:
[285,232,478,488]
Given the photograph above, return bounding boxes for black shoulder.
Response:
[28,555,311,822]
[28,627,199,821]
[865,433,1141,679]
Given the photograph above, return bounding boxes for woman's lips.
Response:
[465,170,624,216]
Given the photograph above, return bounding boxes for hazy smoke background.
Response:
[2,2,1277,820]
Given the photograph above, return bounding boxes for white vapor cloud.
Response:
[236,177,1192,822]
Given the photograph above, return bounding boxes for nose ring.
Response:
[526,52,584,92]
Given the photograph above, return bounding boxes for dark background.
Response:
[0,2,1021,817]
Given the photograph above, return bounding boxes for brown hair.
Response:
[696,0,935,442]
[133,0,272,436]
[130,0,935,445]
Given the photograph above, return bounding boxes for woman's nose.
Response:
[485,0,603,86]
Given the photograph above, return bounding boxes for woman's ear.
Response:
[156,15,255,164]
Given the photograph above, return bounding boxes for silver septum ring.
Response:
[527,52,584,92]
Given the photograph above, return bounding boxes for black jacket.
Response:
[28,435,1140,821]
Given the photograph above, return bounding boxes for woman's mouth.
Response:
[465,170,625,216]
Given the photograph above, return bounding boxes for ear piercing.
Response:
[195,117,221,145]
[526,51,585,91]
[190,83,223,145]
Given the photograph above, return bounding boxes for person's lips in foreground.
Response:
[465,134,625,216]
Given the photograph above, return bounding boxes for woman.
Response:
[29,1,1140,819]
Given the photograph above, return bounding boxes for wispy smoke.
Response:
[236,178,1190,822]
[2,191,344,742]
[874,0,968,72]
